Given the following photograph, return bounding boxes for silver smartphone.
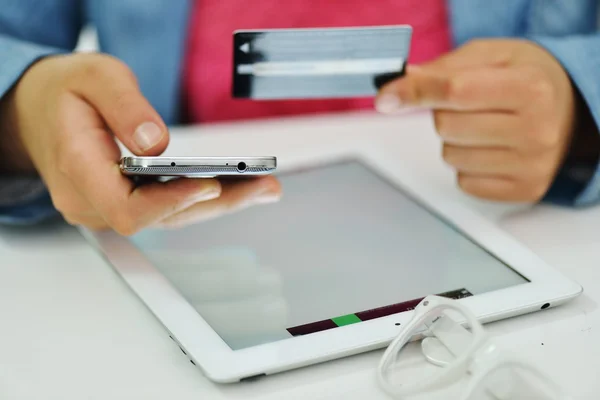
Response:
[120,156,277,177]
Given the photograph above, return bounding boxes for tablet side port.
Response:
[169,334,188,356]
[240,373,266,382]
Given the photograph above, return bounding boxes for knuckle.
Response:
[456,174,497,200]
[106,211,140,236]
[534,182,550,200]
[446,76,465,104]
[529,79,554,102]
[51,197,68,215]
[434,112,451,138]
[99,55,137,85]
[62,215,79,226]
[525,126,561,149]
[521,67,555,101]
[50,192,75,216]
[74,57,104,83]
[527,156,553,179]
[73,53,135,84]
[524,180,549,201]
[456,173,473,192]
[542,130,562,149]
[105,56,137,82]
[441,144,456,165]
[49,190,91,218]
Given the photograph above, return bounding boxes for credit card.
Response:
[232,25,412,99]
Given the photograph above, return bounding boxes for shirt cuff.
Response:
[0,191,57,225]
[0,176,57,225]
[0,35,65,99]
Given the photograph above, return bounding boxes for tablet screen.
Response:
[130,160,528,350]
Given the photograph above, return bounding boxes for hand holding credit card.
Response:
[232,25,412,99]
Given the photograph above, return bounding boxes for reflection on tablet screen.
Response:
[130,160,528,350]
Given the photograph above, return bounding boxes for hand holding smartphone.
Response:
[117,156,281,228]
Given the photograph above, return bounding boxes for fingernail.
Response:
[195,184,221,202]
[375,94,402,114]
[134,122,163,151]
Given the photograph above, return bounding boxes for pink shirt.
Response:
[183,0,451,123]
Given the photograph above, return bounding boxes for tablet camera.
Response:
[237,162,247,172]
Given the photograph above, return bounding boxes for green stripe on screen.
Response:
[332,314,361,327]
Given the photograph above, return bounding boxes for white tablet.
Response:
[83,156,582,383]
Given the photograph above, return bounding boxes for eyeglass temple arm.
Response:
[423,315,564,400]
[422,314,472,367]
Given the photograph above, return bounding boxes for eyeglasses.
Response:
[376,295,571,400]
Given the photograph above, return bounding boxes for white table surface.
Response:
[1,111,599,400]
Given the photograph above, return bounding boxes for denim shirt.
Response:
[1,0,599,224]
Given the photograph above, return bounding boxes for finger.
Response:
[158,176,281,228]
[427,39,515,70]
[115,175,223,234]
[65,150,223,235]
[443,144,560,181]
[457,173,548,202]
[376,66,452,111]
[63,214,109,230]
[434,111,522,147]
[376,66,531,112]
[67,54,169,155]
[442,145,520,176]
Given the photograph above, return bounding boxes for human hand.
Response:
[0,53,280,234]
[376,39,577,202]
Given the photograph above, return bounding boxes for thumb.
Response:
[375,65,453,112]
[68,55,169,155]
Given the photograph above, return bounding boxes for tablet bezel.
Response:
[82,125,582,383]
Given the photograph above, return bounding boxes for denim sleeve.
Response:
[530,34,600,207]
[0,36,66,224]
[0,1,82,224]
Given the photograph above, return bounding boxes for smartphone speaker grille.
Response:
[125,166,273,175]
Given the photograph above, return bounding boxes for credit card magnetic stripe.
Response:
[232,25,412,99]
